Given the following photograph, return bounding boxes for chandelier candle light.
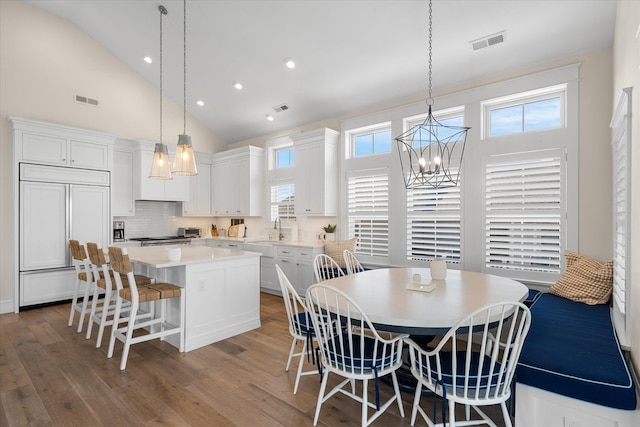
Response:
[172,0,198,176]
[149,5,172,180]
[395,0,470,189]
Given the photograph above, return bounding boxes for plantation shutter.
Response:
[484,150,565,281]
[270,182,295,221]
[406,176,461,263]
[347,170,389,258]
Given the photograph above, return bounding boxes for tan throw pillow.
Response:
[323,238,357,269]
[548,250,613,305]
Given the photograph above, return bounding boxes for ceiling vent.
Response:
[273,103,289,113]
[74,94,99,107]
[470,31,506,51]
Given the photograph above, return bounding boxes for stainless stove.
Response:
[129,236,192,247]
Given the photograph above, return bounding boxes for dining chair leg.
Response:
[293,337,307,394]
[448,398,456,427]
[411,382,422,426]
[313,370,329,426]
[361,378,369,427]
[501,402,513,427]
[285,338,297,371]
[391,370,405,417]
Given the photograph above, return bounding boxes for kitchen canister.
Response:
[430,258,447,280]
[167,248,182,262]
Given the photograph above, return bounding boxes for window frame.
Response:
[346,122,392,159]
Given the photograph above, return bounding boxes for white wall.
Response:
[0,1,227,310]
[612,0,640,375]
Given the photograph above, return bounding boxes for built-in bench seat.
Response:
[515,292,637,426]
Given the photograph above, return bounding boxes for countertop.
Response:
[124,244,260,268]
[195,236,325,248]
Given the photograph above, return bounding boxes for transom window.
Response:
[275,148,294,168]
[349,125,392,158]
[405,109,466,147]
[483,85,566,138]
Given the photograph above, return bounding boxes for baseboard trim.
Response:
[0,299,15,314]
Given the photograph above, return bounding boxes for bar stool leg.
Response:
[119,299,139,370]
[95,285,112,348]
[68,275,82,327]
[107,293,124,359]
[76,276,93,333]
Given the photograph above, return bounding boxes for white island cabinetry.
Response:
[125,245,260,352]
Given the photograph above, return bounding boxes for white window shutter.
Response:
[347,170,389,258]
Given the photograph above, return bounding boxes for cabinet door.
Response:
[112,150,135,216]
[164,173,189,202]
[260,257,279,293]
[232,157,250,215]
[294,144,311,214]
[20,182,68,270]
[69,139,110,170]
[183,162,211,216]
[21,133,68,166]
[70,185,110,250]
[137,150,166,200]
[211,162,224,215]
[276,257,297,291]
[295,259,315,296]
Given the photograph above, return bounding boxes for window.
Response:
[270,182,295,221]
[484,85,565,138]
[350,126,392,158]
[406,110,466,147]
[407,175,461,263]
[484,150,565,282]
[275,148,294,168]
[610,88,631,348]
[347,170,389,258]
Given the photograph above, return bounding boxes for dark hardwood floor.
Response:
[0,293,508,426]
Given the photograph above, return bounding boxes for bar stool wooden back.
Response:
[107,246,185,370]
[68,240,95,333]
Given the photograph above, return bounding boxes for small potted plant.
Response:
[321,224,336,241]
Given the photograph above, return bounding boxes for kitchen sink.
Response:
[243,242,276,257]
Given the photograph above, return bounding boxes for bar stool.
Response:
[84,243,154,348]
[68,240,95,333]
[107,246,185,370]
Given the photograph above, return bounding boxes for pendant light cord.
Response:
[159,5,167,144]
[183,0,187,134]
[427,0,433,106]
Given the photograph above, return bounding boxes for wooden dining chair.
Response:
[305,283,407,427]
[107,246,185,370]
[405,301,531,427]
[343,249,365,275]
[313,253,345,283]
[275,264,318,394]
[68,240,96,333]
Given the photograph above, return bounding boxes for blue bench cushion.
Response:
[517,293,636,410]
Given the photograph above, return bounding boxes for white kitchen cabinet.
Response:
[211,146,264,216]
[11,117,113,171]
[292,128,339,216]
[275,245,323,296]
[207,240,243,250]
[181,156,212,216]
[259,256,278,294]
[112,145,135,216]
[133,141,189,202]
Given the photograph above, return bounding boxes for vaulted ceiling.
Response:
[25,0,616,144]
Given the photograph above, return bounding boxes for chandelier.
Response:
[395,0,470,189]
[149,5,172,180]
[172,0,198,176]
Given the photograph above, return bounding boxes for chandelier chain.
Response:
[427,0,433,106]
[183,0,187,134]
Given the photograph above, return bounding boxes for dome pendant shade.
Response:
[149,143,173,179]
[172,134,198,176]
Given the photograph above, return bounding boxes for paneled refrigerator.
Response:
[19,164,110,307]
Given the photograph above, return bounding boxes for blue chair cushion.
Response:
[292,312,314,335]
[324,332,398,372]
[516,293,636,410]
[419,351,503,389]
[523,289,541,307]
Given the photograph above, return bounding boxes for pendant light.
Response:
[149,5,173,180]
[172,0,198,176]
[395,0,470,189]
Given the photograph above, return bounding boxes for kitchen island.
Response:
[125,245,261,352]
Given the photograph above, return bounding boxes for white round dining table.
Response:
[317,267,529,335]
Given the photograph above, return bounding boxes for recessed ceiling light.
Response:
[284,58,296,69]
[196,100,204,107]
[233,81,243,90]
[143,56,153,64]
[266,114,274,121]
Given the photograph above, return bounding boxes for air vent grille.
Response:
[273,103,289,113]
[74,94,99,107]
[470,31,506,51]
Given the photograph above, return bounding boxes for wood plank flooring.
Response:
[0,293,508,426]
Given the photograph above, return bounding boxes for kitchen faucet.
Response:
[274,217,284,241]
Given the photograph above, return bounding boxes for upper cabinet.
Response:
[11,117,114,171]
[212,146,264,217]
[292,128,339,216]
[133,141,189,202]
[112,140,135,216]
[180,154,213,217]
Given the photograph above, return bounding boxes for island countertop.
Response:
[124,244,260,268]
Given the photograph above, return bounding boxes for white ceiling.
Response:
[25,0,616,144]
